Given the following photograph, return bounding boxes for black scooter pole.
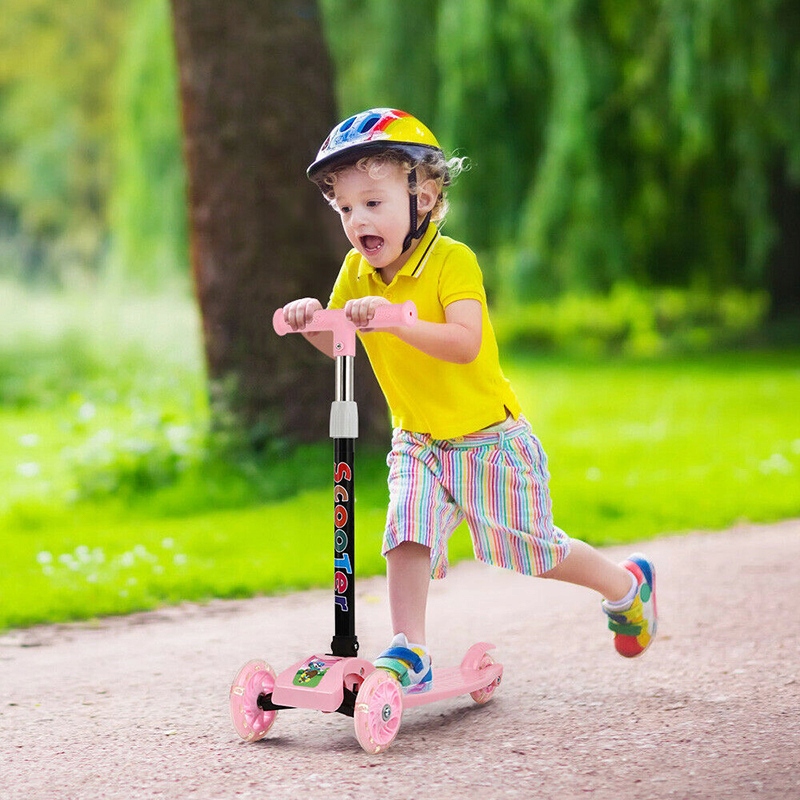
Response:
[330,354,359,658]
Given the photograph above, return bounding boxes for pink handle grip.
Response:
[361,301,418,331]
[272,301,417,357]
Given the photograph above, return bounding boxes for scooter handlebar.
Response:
[272,301,417,356]
[272,301,417,336]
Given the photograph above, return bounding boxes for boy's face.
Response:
[331,162,416,278]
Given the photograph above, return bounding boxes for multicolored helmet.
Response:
[307,108,443,182]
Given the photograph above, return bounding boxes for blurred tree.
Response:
[169,0,388,447]
[0,0,127,281]
[592,0,800,313]
[322,0,800,309]
[109,0,188,289]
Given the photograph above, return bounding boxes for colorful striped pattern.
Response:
[383,417,572,579]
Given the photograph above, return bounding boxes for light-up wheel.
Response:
[353,670,403,754]
[230,659,278,742]
[469,653,502,705]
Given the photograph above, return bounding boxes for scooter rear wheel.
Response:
[230,659,278,742]
[353,670,403,754]
[470,653,501,705]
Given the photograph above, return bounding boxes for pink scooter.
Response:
[229,301,502,754]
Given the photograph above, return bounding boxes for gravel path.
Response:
[1,520,798,799]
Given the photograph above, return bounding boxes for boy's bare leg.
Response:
[541,538,633,602]
[385,541,431,645]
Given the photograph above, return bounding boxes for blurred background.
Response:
[1,0,798,629]
[2,1,799,308]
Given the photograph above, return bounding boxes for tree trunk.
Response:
[169,0,388,448]
[768,160,800,318]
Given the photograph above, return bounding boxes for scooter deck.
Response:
[402,659,503,709]
[267,642,501,713]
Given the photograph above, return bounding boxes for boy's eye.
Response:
[339,205,351,214]
[366,200,380,208]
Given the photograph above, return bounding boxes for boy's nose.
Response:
[350,208,368,229]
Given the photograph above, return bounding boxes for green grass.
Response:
[510,352,800,540]
[2,282,799,630]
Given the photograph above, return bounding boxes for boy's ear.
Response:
[416,178,439,214]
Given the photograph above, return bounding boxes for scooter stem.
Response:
[272,303,418,658]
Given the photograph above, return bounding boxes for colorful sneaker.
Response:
[602,553,657,658]
[374,633,433,694]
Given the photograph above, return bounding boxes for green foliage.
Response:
[493,284,770,357]
[0,332,103,408]
[0,0,186,287]
[0,0,128,281]
[322,0,800,297]
[108,0,188,288]
[62,409,202,500]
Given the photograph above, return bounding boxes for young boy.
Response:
[282,108,657,692]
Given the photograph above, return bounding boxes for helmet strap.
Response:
[402,168,432,253]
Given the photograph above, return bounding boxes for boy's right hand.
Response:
[282,298,323,331]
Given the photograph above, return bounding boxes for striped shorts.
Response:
[383,416,572,579]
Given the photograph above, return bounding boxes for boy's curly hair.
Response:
[317,149,468,223]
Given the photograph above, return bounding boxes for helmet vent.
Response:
[358,113,382,134]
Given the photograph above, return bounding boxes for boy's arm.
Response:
[346,296,482,364]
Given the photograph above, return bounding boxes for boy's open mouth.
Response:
[361,235,384,254]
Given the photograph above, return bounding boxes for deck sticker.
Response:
[293,657,336,688]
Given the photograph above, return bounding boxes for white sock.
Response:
[603,571,638,611]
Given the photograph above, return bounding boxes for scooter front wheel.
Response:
[230,659,278,742]
[353,670,403,754]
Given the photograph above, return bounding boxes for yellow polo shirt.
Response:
[328,223,521,439]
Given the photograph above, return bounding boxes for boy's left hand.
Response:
[344,296,390,327]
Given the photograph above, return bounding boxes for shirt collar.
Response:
[357,222,440,281]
